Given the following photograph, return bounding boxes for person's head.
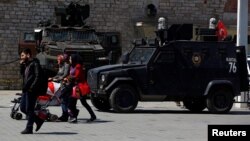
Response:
[63,53,69,63]
[20,48,32,63]
[57,54,64,65]
[69,54,83,66]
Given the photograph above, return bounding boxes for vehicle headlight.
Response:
[99,74,107,90]
[101,74,105,82]
[99,85,104,89]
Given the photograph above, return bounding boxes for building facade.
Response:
[0,0,247,89]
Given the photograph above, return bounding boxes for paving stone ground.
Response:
[0,90,250,141]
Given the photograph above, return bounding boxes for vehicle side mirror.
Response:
[121,52,129,64]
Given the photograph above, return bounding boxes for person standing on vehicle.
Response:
[19,48,45,134]
[67,54,96,123]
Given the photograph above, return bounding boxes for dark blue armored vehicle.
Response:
[87,22,249,113]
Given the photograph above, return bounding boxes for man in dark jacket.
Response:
[19,48,44,134]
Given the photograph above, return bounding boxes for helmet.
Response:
[158,17,166,30]
[209,18,217,29]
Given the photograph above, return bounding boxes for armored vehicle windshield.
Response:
[45,28,99,43]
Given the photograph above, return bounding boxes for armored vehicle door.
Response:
[147,45,180,96]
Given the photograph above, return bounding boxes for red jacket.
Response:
[70,64,90,96]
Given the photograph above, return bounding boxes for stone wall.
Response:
[0,0,233,89]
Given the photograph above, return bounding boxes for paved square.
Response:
[1,91,250,141]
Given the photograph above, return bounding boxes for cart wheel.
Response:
[49,114,58,122]
[15,113,22,120]
[10,112,15,119]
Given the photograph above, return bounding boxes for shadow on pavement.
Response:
[76,118,114,124]
[103,109,250,115]
[102,109,209,114]
[228,111,250,115]
[36,132,78,135]
[0,106,10,108]
[115,109,210,114]
[134,109,208,114]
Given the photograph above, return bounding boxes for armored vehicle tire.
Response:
[90,95,111,111]
[183,99,206,113]
[206,88,234,114]
[109,85,138,113]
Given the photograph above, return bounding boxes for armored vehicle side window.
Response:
[129,47,155,64]
[155,50,175,64]
[101,35,119,46]
[111,35,119,45]
[24,33,35,41]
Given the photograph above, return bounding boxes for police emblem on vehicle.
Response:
[192,53,202,66]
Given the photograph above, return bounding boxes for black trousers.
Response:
[20,92,37,129]
[68,95,96,118]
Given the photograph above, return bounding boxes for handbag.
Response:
[81,81,90,96]
[71,86,81,99]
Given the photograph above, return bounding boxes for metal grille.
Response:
[87,70,97,90]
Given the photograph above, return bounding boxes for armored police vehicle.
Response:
[32,2,120,76]
[87,19,249,113]
[35,25,106,74]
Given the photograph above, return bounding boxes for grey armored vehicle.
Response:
[87,20,249,113]
[36,25,106,75]
[35,2,111,76]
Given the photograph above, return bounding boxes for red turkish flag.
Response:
[216,20,228,41]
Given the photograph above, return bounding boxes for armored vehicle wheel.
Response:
[15,113,22,120]
[183,99,206,112]
[109,85,138,113]
[90,95,111,111]
[206,88,233,114]
[10,112,15,119]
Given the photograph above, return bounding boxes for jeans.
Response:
[61,94,69,117]
[20,92,37,129]
[60,84,73,117]
[68,97,78,117]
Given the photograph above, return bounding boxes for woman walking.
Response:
[67,54,96,123]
